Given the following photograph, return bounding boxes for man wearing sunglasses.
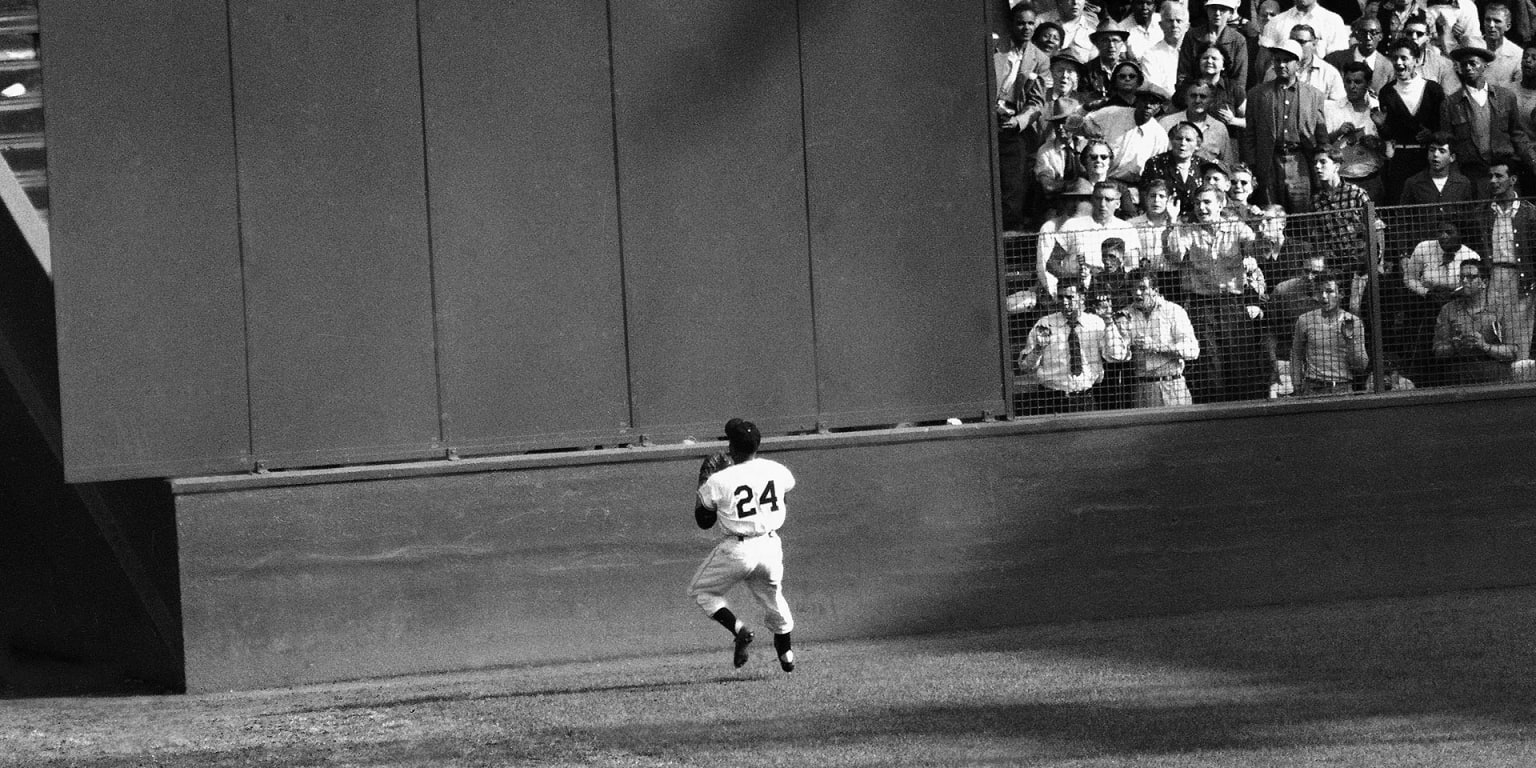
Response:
[1324,16,1394,94]
[1433,260,1520,384]
[1404,16,1460,92]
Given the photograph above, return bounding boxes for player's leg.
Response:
[687,542,754,667]
[745,537,795,672]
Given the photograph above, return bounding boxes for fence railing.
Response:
[1003,197,1536,416]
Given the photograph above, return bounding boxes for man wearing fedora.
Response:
[1439,44,1536,196]
[1243,39,1328,211]
[1084,18,1135,100]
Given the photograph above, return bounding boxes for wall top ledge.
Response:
[168,385,1534,495]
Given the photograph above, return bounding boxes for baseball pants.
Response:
[688,532,794,635]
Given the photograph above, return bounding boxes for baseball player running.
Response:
[689,418,797,672]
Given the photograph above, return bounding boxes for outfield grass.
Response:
[3,586,1535,766]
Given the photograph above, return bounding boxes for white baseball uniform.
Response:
[688,457,796,635]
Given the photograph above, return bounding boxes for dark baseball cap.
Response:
[725,418,761,453]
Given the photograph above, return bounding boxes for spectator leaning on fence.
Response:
[1434,259,1521,384]
[1400,218,1481,385]
[1476,159,1536,361]
[1265,254,1329,396]
[1292,276,1371,395]
[1017,278,1131,414]
[1167,184,1261,401]
[1122,274,1201,406]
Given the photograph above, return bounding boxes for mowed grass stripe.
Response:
[3,586,1535,767]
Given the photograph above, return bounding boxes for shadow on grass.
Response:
[22,588,1536,767]
[283,674,758,716]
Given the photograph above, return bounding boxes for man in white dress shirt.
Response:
[1119,0,1162,60]
[1261,0,1350,56]
[1266,24,1347,103]
[1482,2,1524,87]
[1139,1,1186,98]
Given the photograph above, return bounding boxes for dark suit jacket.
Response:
[1471,199,1536,286]
[1323,49,1395,95]
[1396,169,1475,207]
[1241,80,1328,168]
[1377,79,1444,145]
[1391,170,1477,256]
[1439,84,1536,171]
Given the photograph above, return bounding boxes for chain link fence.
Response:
[1003,197,1536,416]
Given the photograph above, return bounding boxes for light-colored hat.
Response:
[1090,17,1131,40]
[1049,52,1088,76]
[1266,39,1305,61]
[1204,0,1240,9]
[1042,98,1082,121]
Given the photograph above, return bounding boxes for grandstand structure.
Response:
[1,0,1531,692]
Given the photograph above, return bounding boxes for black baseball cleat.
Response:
[733,628,754,668]
[778,650,795,673]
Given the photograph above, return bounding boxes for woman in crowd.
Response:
[1089,60,1148,111]
[1139,121,1207,213]
[1032,21,1065,57]
[1180,44,1247,130]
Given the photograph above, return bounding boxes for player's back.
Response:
[699,457,796,537]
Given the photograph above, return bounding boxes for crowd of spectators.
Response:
[996,0,1536,414]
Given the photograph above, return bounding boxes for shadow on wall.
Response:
[0,373,181,697]
[0,174,181,697]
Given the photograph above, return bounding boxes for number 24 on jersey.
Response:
[731,481,780,518]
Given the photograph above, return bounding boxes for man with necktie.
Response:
[1016,279,1131,414]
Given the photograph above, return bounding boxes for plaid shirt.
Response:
[1311,179,1371,272]
[1165,219,1255,297]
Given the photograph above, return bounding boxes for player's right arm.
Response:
[694,498,717,530]
[694,475,721,530]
